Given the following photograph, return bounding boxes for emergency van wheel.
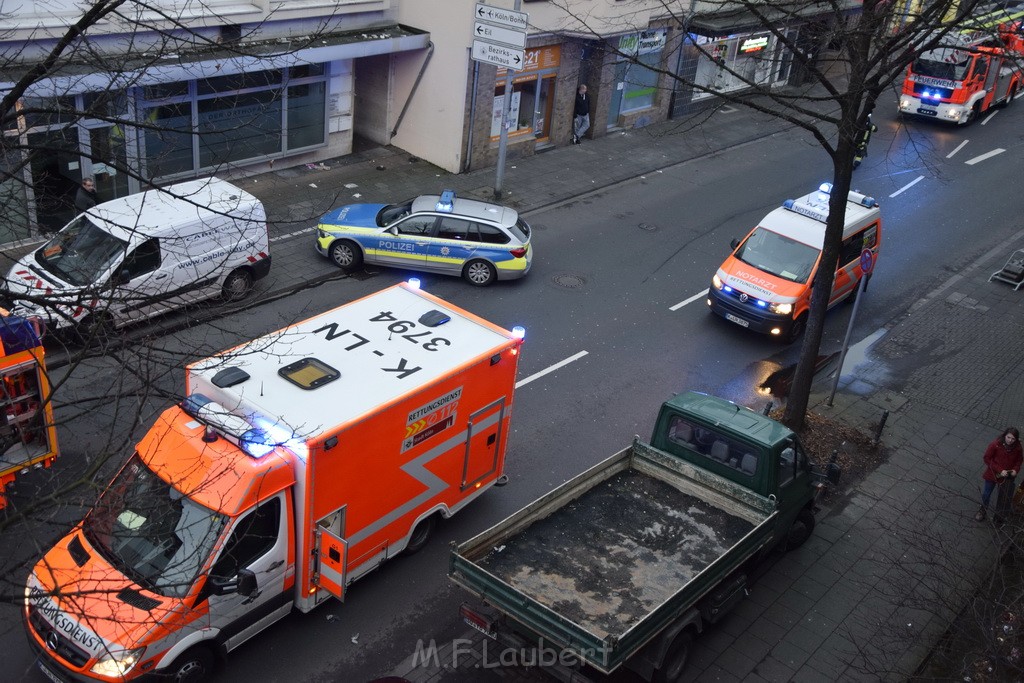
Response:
[463,259,496,286]
[221,268,253,302]
[653,631,693,683]
[329,239,363,272]
[403,515,437,556]
[786,509,816,550]
[785,314,807,344]
[167,646,216,683]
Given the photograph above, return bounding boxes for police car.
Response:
[315,190,533,286]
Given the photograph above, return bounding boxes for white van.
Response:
[5,178,270,337]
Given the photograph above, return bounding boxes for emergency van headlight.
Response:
[90,647,144,677]
[769,302,793,315]
[711,274,724,290]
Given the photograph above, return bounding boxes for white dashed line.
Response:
[965,148,1005,165]
[516,351,588,388]
[889,175,924,198]
[946,140,969,159]
[670,290,709,311]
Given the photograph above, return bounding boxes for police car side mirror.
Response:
[730,238,740,251]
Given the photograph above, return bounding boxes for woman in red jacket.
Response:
[976,427,1023,522]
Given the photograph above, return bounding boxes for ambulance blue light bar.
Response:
[436,190,456,213]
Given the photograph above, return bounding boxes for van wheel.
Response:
[402,516,437,556]
[221,268,253,302]
[167,646,216,683]
[78,313,114,345]
[653,631,693,683]
[785,314,807,344]
[463,259,496,286]
[786,509,816,550]
[329,240,363,272]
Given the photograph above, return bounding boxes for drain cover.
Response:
[553,274,586,289]
[638,222,658,232]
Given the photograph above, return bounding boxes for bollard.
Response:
[762,401,773,416]
[873,409,889,446]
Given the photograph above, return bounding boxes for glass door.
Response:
[26,128,80,233]
[86,125,130,203]
[535,76,555,141]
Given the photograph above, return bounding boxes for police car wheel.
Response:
[463,259,496,286]
[330,240,363,272]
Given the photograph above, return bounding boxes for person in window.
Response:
[75,177,99,213]
[572,84,590,145]
[976,427,1022,523]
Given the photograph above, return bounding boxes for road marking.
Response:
[889,175,924,197]
[516,351,588,388]
[270,226,316,242]
[946,140,969,159]
[965,148,1005,165]
[981,110,997,125]
[670,290,709,311]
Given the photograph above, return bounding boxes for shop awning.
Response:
[689,0,862,36]
[2,23,430,98]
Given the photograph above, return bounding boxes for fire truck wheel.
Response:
[403,515,437,556]
[329,239,363,272]
[963,103,981,126]
[167,646,216,683]
[221,268,253,302]
[653,631,693,683]
[1004,85,1018,107]
[786,509,816,550]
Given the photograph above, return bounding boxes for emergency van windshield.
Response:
[734,227,819,284]
[35,215,128,287]
[83,455,226,598]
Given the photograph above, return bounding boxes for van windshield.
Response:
[733,227,819,284]
[34,216,128,287]
[83,455,226,598]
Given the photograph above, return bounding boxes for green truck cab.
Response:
[449,392,839,682]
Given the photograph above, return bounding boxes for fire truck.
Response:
[0,311,57,510]
[899,20,1024,125]
[23,282,523,683]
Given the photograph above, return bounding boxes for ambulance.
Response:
[707,183,881,342]
[23,283,524,683]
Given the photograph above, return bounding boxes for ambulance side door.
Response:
[204,492,292,650]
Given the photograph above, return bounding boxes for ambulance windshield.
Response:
[734,227,819,284]
[83,455,226,598]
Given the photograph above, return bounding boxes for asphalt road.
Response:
[3,96,1024,683]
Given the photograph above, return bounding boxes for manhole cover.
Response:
[553,274,586,289]
[638,222,658,232]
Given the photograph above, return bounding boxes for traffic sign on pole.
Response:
[860,248,874,274]
[475,3,528,30]
[472,40,525,70]
[474,21,526,49]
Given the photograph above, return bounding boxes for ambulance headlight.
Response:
[711,274,723,290]
[90,647,144,677]
[769,302,793,315]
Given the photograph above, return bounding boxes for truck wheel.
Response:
[786,509,816,550]
[1005,85,1018,107]
[402,516,437,556]
[963,103,981,126]
[329,240,363,272]
[785,314,807,344]
[463,259,496,286]
[221,268,253,302]
[167,646,216,683]
[653,631,693,683]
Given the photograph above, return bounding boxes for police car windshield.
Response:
[35,215,128,286]
[83,455,226,598]
[734,227,819,284]
[378,201,414,227]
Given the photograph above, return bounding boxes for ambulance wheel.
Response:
[653,631,693,683]
[403,516,437,556]
[786,509,816,550]
[330,239,363,272]
[785,314,807,344]
[463,259,496,286]
[221,268,253,302]
[167,646,216,683]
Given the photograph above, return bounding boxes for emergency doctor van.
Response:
[708,184,881,342]
[23,283,523,683]
[5,178,270,338]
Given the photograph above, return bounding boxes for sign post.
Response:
[472,2,528,200]
[827,249,875,407]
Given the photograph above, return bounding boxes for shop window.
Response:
[198,69,282,95]
[492,80,538,138]
[198,90,282,167]
[290,64,325,79]
[20,96,77,129]
[287,82,327,150]
[620,51,660,113]
[143,81,189,101]
[143,103,195,178]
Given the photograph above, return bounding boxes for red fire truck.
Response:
[899,21,1024,125]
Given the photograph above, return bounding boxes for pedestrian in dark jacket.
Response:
[74,177,98,213]
[976,427,1023,522]
[572,84,590,145]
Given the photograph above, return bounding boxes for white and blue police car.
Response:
[315,190,533,286]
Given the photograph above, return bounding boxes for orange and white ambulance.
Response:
[24,282,524,683]
[707,183,881,342]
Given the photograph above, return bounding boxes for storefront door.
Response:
[27,129,80,233]
[86,125,130,204]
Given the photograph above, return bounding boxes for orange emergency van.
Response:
[707,183,881,342]
[24,283,523,683]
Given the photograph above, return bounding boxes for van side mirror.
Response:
[117,268,131,285]
[236,568,258,597]
[730,238,739,251]
[208,568,258,597]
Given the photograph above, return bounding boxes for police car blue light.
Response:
[436,190,456,213]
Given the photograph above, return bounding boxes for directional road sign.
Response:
[472,39,525,69]
[474,21,526,49]
[475,3,528,30]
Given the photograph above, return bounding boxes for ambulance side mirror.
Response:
[236,568,258,598]
[209,568,257,596]
[730,238,740,251]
